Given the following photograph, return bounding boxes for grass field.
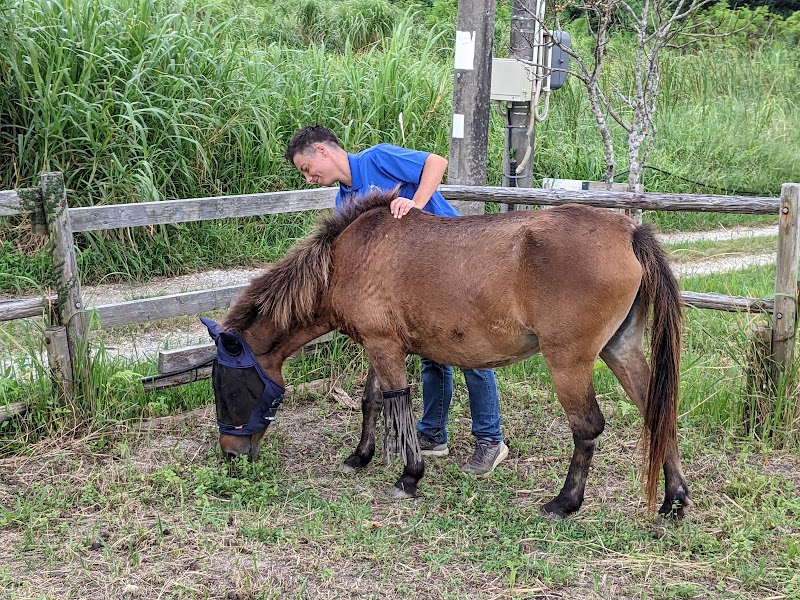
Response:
[2,0,799,596]
[1,355,798,599]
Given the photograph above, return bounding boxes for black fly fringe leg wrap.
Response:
[382,387,421,466]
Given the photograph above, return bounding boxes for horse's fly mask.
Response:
[201,317,285,436]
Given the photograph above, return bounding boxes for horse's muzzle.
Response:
[219,432,264,462]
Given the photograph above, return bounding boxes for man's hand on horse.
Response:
[391,196,416,219]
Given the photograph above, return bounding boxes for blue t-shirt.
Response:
[335,144,459,217]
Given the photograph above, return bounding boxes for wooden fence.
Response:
[1,173,798,422]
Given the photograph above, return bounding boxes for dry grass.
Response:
[2,378,798,600]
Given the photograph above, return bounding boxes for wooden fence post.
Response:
[41,172,87,388]
[772,183,800,377]
[447,0,496,217]
[45,326,74,397]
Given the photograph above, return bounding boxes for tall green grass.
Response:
[678,264,799,445]
[0,317,214,454]
[0,0,449,200]
[0,0,452,288]
[535,31,800,195]
[1,0,798,289]
[534,29,799,231]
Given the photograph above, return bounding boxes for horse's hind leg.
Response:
[342,365,381,473]
[600,306,690,518]
[541,357,605,519]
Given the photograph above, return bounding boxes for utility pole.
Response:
[447,0,497,216]
[502,0,536,210]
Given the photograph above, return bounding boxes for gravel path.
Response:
[659,225,777,277]
[657,225,776,245]
[3,225,781,363]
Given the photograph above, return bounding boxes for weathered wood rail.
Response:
[0,285,778,326]
[442,185,781,214]
[0,189,22,215]
[1,174,798,420]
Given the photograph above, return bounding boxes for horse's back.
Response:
[512,205,641,285]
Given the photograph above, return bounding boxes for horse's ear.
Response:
[219,332,244,357]
[200,316,221,341]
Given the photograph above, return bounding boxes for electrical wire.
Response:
[514,0,548,176]
[613,165,768,197]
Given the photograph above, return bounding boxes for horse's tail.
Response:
[632,224,683,512]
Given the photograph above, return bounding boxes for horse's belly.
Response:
[412,330,540,370]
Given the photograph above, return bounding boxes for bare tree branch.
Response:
[513,0,737,197]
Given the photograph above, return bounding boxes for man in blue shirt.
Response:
[285,125,508,476]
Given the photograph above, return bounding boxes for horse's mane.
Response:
[223,189,398,333]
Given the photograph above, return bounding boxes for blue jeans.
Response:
[416,357,502,443]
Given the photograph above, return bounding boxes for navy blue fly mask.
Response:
[201,317,285,436]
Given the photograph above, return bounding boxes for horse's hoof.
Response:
[387,485,415,500]
[540,499,577,520]
[539,506,565,520]
[657,498,687,522]
[341,454,367,474]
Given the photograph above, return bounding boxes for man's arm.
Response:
[390,153,447,219]
[411,153,447,208]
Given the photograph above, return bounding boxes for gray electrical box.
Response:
[490,58,535,102]
[490,31,571,99]
[549,31,570,90]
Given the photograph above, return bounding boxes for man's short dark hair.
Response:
[284,125,340,163]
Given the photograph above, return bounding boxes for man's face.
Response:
[292,144,338,186]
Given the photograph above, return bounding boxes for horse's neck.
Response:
[254,320,333,368]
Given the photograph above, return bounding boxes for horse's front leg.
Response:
[341,365,381,473]
[364,343,425,500]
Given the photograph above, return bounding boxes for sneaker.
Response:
[417,432,449,457]
[462,439,508,477]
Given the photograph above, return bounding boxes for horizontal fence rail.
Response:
[0,295,57,321]
[4,185,782,225]
[0,189,22,216]
[144,332,336,391]
[1,286,776,327]
[681,292,773,313]
[91,285,245,328]
[69,188,339,232]
[439,185,781,214]
[0,402,27,423]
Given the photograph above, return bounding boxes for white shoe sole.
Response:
[420,447,449,457]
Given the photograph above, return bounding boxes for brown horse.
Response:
[209,191,689,520]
